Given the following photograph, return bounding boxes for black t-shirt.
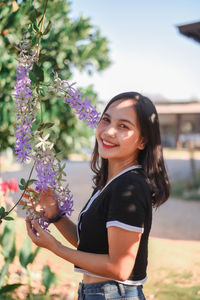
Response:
[75,167,152,284]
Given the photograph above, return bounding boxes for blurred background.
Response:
[0,1,200,299]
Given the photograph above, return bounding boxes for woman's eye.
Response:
[119,124,128,129]
[101,117,109,122]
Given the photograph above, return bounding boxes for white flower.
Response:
[35,134,54,151]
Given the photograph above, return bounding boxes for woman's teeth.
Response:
[103,140,115,146]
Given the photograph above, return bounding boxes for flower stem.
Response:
[36,0,49,61]
[40,91,43,123]
[5,162,36,216]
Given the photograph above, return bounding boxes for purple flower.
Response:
[52,72,101,128]
[38,214,50,231]
[29,214,50,232]
[53,185,74,217]
[13,51,37,163]
[33,148,57,192]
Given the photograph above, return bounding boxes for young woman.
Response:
[25,92,170,300]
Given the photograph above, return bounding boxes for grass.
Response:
[143,238,200,299]
[171,177,200,202]
[145,282,200,300]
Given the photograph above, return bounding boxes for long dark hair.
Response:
[91,92,170,208]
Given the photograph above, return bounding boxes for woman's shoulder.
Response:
[113,168,148,187]
[108,169,152,208]
[105,168,151,198]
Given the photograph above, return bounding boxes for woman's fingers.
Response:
[31,220,43,234]
[25,217,36,240]
[26,218,43,242]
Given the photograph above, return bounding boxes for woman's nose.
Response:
[105,125,116,137]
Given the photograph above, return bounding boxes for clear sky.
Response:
[71,0,200,102]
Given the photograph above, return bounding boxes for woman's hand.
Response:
[26,216,61,251]
[23,188,60,219]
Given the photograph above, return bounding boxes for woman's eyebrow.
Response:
[103,113,110,118]
[104,113,135,127]
[119,118,135,127]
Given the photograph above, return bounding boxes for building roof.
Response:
[177,21,200,43]
[155,102,200,114]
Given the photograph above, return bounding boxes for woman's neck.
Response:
[106,159,139,183]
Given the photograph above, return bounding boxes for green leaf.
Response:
[29,8,42,22]
[38,122,55,131]
[40,87,46,96]
[1,222,16,261]
[4,216,14,221]
[49,72,55,80]
[20,178,26,186]
[0,261,10,288]
[29,246,40,264]
[42,265,57,294]
[31,35,38,46]
[29,70,37,83]
[19,238,32,269]
[33,21,39,32]
[19,185,25,191]
[38,54,53,63]
[0,207,5,217]
[43,20,52,35]
[28,23,34,33]
[0,284,22,295]
[19,238,40,269]
[9,239,16,263]
[27,179,37,186]
[31,63,44,83]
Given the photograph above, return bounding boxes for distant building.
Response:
[156,21,200,149]
[155,101,200,148]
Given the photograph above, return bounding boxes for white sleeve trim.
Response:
[106,220,144,233]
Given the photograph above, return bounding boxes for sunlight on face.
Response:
[96,99,144,167]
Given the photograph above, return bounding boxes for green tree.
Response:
[0,0,111,157]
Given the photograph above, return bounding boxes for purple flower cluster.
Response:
[29,213,50,232]
[13,57,101,226]
[15,119,33,163]
[37,214,50,231]
[53,184,74,217]
[52,72,101,128]
[13,52,37,163]
[33,149,57,191]
[64,89,101,128]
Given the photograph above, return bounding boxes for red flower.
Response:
[0,181,9,193]
[9,178,19,192]
[0,178,19,194]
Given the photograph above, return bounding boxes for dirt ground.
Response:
[2,159,200,241]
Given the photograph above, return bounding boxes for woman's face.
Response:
[96,99,144,165]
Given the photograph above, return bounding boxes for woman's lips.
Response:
[101,139,117,148]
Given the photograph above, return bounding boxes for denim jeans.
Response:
[77,280,146,300]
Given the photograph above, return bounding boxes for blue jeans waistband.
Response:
[78,280,146,299]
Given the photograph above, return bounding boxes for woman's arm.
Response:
[53,217,78,248]
[26,219,141,281]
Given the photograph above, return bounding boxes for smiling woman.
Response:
[25,91,170,300]
[96,99,145,177]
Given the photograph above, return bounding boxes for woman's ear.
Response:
[138,137,146,150]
